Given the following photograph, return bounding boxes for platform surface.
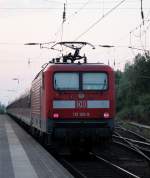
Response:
[0,114,74,178]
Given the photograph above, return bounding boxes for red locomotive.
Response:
[7,42,115,153]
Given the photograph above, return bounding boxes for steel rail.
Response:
[90,152,140,178]
[116,125,150,142]
[125,129,150,142]
[114,132,150,162]
[113,139,150,157]
[113,135,150,158]
[60,158,87,178]
[113,135,150,146]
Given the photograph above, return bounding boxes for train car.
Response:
[7,42,115,153]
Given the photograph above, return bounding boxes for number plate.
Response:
[76,100,87,108]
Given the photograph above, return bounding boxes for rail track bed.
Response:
[98,142,150,177]
[113,134,150,157]
[57,141,150,178]
[61,154,124,178]
[115,125,150,142]
[114,125,150,157]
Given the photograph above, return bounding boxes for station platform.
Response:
[0,114,74,178]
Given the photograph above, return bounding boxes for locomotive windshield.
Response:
[54,73,79,90]
[83,73,107,90]
[54,72,108,91]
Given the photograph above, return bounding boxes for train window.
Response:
[54,73,79,90]
[82,73,108,90]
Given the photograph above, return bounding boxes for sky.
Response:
[0,0,150,105]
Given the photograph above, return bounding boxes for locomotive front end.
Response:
[45,64,115,151]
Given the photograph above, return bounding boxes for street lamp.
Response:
[12,78,19,84]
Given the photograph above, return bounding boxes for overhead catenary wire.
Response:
[55,0,92,44]
[42,0,142,4]
[48,1,91,42]
[0,1,149,68]
[74,0,127,40]
[116,5,150,48]
[0,7,150,10]
[66,0,91,25]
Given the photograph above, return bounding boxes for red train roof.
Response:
[43,63,113,73]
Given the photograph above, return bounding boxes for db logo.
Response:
[76,100,87,108]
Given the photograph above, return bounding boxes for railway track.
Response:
[114,125,150,158]
[37,123,150,177]
[115,125,150,142]
[59,153,141,178]
[113,134,150,157]
[58,139,150,178]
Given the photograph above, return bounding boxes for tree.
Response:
[116,53,150,125]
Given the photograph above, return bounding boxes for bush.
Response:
[116,95,150,125]
[116,107,134,121]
